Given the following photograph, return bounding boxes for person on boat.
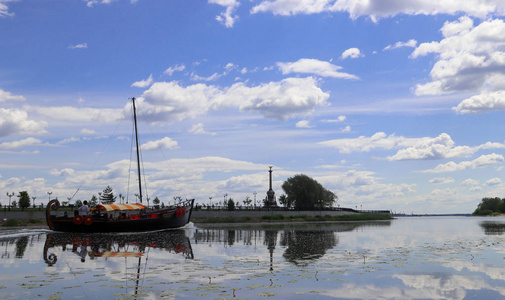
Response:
[78,200,89,216]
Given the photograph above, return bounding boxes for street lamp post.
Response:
[47,191,52,202]
[6,192,14,211]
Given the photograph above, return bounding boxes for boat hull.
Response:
[46,199,194,233]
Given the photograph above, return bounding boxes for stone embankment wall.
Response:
[1,209,389,220]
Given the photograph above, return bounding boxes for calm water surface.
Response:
[1,217,505,299]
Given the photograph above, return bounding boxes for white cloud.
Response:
[85,0,119,8]
[0,108,48,137]
[412,17,505,101]
[0,89,25,102]
[0,0,15,17]
[80,128,96,135]
[277,58,359,79]
[141,77,329,121]
[208,0,240,28]
[341,125,351,132]
[341,48,363,59]
[141,137,179,151]
[189,123,216,135]
[485,177,502,186]
[461,178,480,186]
[322,115,346,123]
[0,137,43,149]
[383,39,417,51]
[453,91,505,114]
[49,168,75,177]
[250,0,505,20]
[68,43,88,49]
[296,120,312,128]
[190,72,221,81]
[428,177,454,184]
[319,132,505,160]
[421,153,504,173]
[131,74,153,88]
[31,106,124,123]
[164,64,186,76]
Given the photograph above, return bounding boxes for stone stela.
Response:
[265,166,278,207]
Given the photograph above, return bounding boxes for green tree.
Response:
[227,198,235,211]
[281,174,337,210]
[99,186,116,204]
[90,195,98,206]
[17,191,30,211]
[278,194,292,208]
[473,197,504,215]
[153,196,160,208]
[243,196,252,208]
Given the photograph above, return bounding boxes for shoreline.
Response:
[1,212,393,229]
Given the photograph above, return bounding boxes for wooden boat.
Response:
[46,97,194,233]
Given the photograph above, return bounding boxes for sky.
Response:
[3,0,505,214]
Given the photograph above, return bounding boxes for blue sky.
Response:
[2,0,505,213]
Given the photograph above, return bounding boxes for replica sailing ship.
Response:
[45,97,194,232]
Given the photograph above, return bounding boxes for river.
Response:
[0,216,504,299]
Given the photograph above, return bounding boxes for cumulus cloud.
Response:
[0,108,48,138]
[31,106,124,122]
[277,58,359,79]
[0,89,25,102]
[189,123,216,135]
[485,177,502,186]
[164,64,186,76]
[250,0,505,20]
[428,177,454,184]
[141,137,179,151]
[296,120,312,128]
[453,91,505,114]
[140,77,329,121]
[412,17,505,104]
[341,48,363,59]
[0,137,43,149]
[49,168,75,177]
[383,39,417,51]
[461,178,480,186]
[421,153,504,173]
[131,74,153,88]
[208,0,240,28]
[319,132,505,160]
[80,128,96,135]
[322,115,346,123]
[0,0,15,17]
[68,43,88,49]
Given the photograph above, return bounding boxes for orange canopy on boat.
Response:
[95,203,146,212]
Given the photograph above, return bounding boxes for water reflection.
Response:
[43,229,194,266]
[2,218,505,299]
[479,220,505,235]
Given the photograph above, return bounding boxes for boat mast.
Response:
[131,97,143,203]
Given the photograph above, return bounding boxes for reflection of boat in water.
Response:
[43,229,194,266]
[45,97,194,233]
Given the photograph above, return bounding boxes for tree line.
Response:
[5,174,338,211]
[473,197,505,216]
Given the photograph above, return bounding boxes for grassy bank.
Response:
[0,218,45,227]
